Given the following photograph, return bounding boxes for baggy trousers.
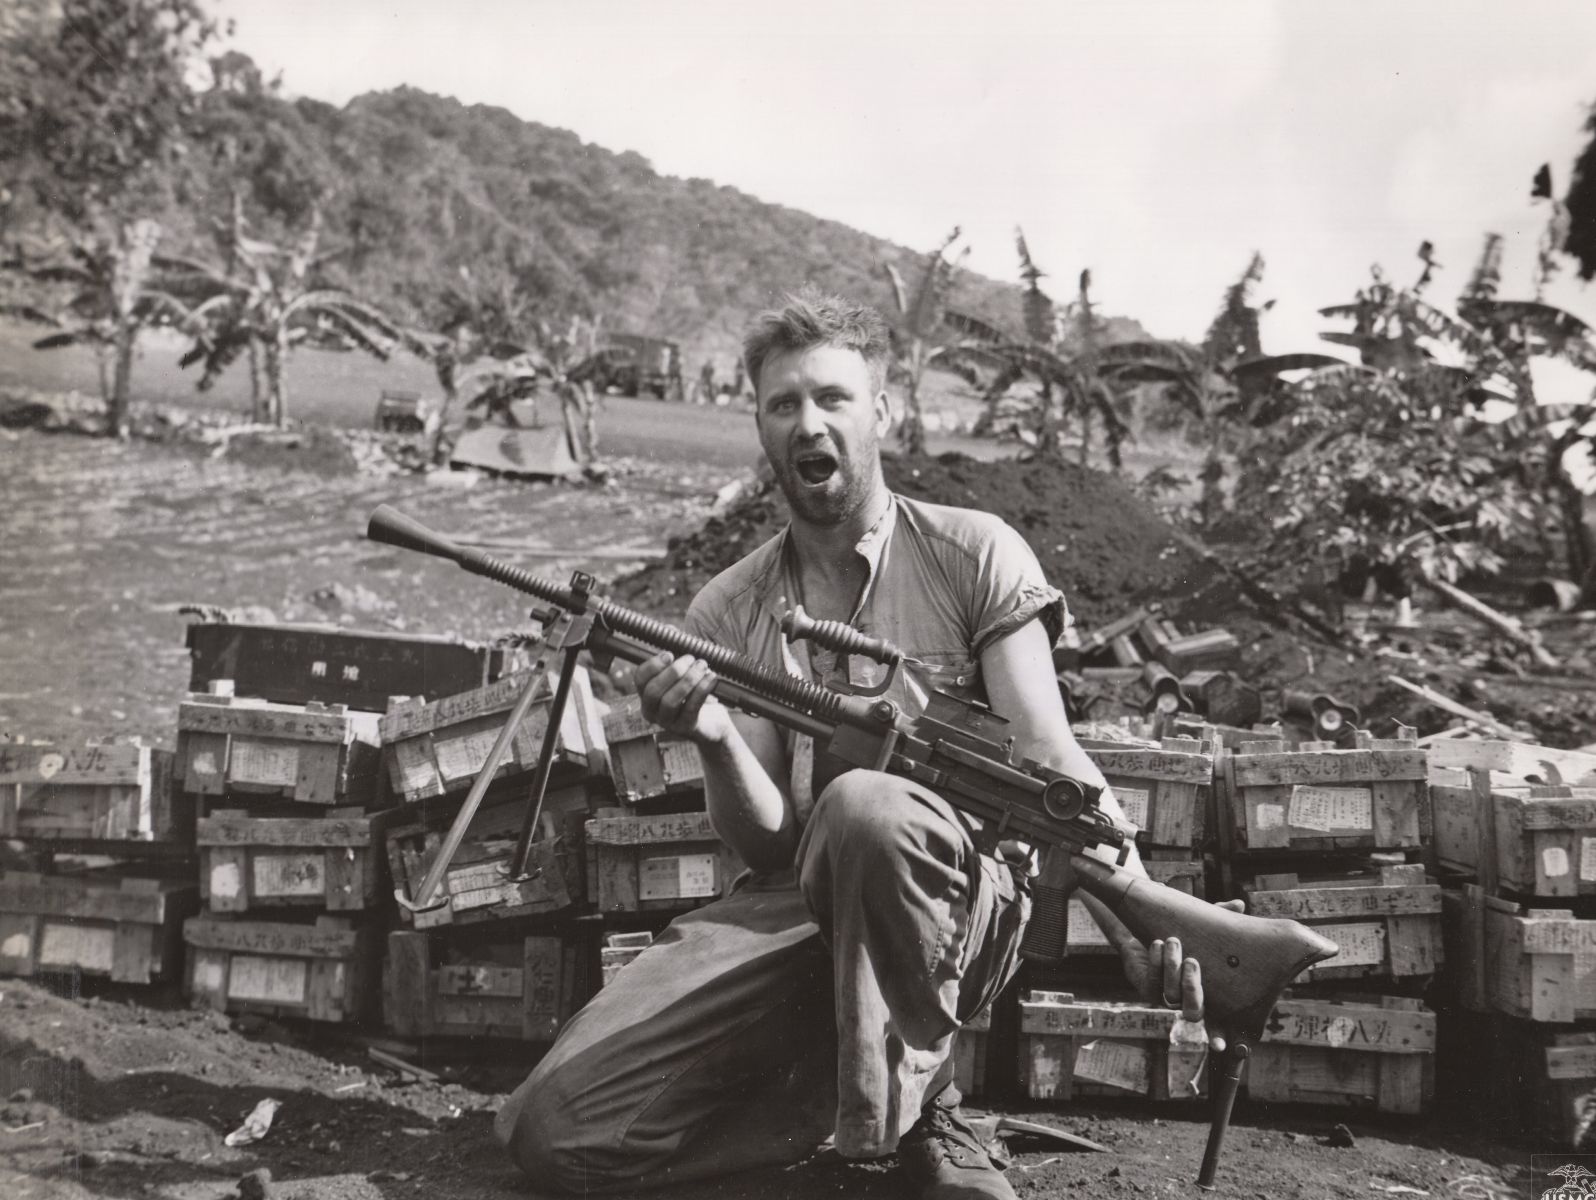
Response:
[494,769,1031,1192]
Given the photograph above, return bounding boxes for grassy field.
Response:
[0,321,1207,482]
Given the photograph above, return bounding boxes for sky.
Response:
[211,0,1596,397]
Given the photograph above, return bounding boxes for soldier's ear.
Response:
[874,389,892,436]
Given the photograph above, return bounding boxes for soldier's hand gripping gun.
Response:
[366,505,1337,1189]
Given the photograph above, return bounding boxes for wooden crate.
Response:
[0,738,187,845]
[1243,864,1443,983]
[383,929,589,1042]
[1491,1019,1596,1149]
[1493,788,1596,899]
[953,1004,992,1100]
[184,913,379,1023]
[1428,763,1596,898]
[1484,898,1596,1023]
[379,668,604,804]
[197,807,400,913]
[602,697,705,805]
[585,811,742,913]
[185,621,509,713]
[1058,858,1206,957]
[1078,737,1215,850]
[385,794,588,928]
[599,930,653,986]
[1019,991,1210,1102]
[1224,730,1428,852]
[0,870,198,984]
[1247,997,1436,1115]
[176,695,382,807]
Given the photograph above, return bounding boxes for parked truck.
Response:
[587,333,683,401]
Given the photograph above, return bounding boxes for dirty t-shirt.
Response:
[684,493,1067,826]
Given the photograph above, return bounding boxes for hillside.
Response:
[176,83,1149,372]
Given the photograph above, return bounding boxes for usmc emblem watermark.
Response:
[1533,1156,1596,1199]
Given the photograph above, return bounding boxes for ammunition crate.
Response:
[1079,737,1215,850]
[1222,731,1428,852]
[197,807,399,913]
[1242,864,1443,983]
[0,739,187,846]
[379,668,604,805]
[186,621,507,713]
[1060,858,1206,957]
[1429,771,1596,899]
[584,811,742,913]
[1492,788,1596,899]
[1019,991,1210,1102]
[0,870,198,984]
[176,695,382,807]
[602,698,705,805]
[599,931,654,986]
[1488,1018,1596,1149]
[952,1004,992,1100]
[383,929,590,1042]
[1246,997,1435,1115]
[184,913,379,1023]
[385,796,588,928]
[1484,899,1596,1023]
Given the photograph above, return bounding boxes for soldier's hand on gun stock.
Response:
[1078,891,1247,1054]
[634,652,732,747]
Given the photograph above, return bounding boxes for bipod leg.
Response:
[394,617,567,915]
[507,641,583,879]
[1196,1038,1250,1189]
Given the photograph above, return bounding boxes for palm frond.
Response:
[882,263,909,317]
[941,308,1007,345]
[32,331,88,350]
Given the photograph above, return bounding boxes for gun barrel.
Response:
[368,504,470,564]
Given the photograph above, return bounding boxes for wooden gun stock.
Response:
[1067,855,1338,1039]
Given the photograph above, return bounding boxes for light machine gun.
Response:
[366,504,1336,1189]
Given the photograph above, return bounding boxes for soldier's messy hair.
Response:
[742,285,892,397]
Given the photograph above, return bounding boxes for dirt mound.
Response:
[613,452,1211,627]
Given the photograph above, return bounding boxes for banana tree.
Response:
[950,232,1129,467]
[410,264,541,464]
[881,228,969,456]
[2,218,201,436]
[174,207,413,426]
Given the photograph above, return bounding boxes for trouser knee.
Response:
[807,770,965,867]
[496,1060,603,1192]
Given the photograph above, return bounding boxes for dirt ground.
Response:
[0,423,1567,1200]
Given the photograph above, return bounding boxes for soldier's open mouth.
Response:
[795,452,838,484]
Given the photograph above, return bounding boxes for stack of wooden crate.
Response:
[1007,734,1218,1106]
[178,688,390,1023]
[173,620,512,1026]
[379,664,608,1043]
[1217,726,1440,1116]
[1430,737,1596,1147]
[0,736,197,985]
[584,696,740,920]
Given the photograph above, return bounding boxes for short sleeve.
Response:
[684,588,733,649]
[967,518,1069,657]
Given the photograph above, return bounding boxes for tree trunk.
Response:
[1556,470,1594,595]
[580,379,598,462]
[248,339,263,421]
[265,336,287,427]
[428,357,459,466]
[1036,381,1061,458]
[901,367,927,457]
[108,325,135,438]
[1078,406,1091,467]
